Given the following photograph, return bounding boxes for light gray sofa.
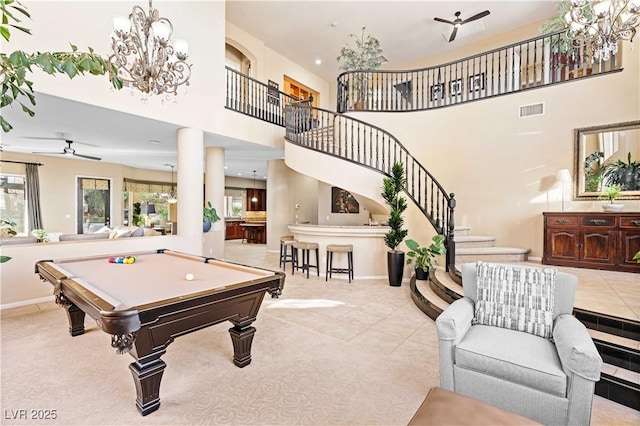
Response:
[0,236,39,245]
[436,263,602,425]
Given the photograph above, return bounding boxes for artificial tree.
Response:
[381,162,408,286]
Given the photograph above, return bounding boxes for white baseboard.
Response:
[1,295,55,311]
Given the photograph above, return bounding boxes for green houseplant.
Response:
[405,234,447,280]
[336,26,383,109]
[381,162,408,286]
[633,251,640,263]
[0,219,17,238]
[0,0,121,132]
[600,184,623,211]
[203,201,221,233]
[603,152,640,191]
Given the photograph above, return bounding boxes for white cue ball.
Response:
[185,273,194,281]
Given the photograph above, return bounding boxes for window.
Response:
[0,174,27,235]
[123,179,174,230]
[77,177,111,234]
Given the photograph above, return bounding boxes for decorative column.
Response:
[204,146,225,258]
[177,128,204,254]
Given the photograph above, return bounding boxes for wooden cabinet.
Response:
[246,189,266,211]
[225,221,245,240]
[543,212,640,273]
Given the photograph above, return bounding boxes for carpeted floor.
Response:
[1,241,638,425]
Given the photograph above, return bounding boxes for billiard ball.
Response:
[185,273,194,281]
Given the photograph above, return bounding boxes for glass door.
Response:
[77,177,111,234]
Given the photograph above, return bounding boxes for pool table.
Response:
[35,249,285,416]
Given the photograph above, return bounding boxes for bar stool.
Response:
[279,235,297,270]
[326,244,354,283]
[292,241,319,278]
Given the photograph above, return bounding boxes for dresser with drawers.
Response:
[543,212,640,272]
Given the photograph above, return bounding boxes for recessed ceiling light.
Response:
[148,140,161,145]
[224,166,228,169]
[237,173,242,176]
[330,22,338,27]
[315,59,322,65]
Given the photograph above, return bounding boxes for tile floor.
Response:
[2,240,639,425]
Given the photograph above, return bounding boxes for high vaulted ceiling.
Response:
[0,1,558,178]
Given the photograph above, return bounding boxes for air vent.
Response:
[519,102,544,118]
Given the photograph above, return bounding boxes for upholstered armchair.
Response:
[436,262,602,426]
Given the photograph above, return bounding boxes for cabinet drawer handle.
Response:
[590,219,606,225]
[631,220,640,226]
[556,219,569,224]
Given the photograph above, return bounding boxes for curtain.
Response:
[25,163,43,231]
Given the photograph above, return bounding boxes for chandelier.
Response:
[109,0,191,99]
[165,164,178,204]
[565,0,640,61]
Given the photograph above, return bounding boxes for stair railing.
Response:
[337,30,622,113]
[225,66,298,126]
[285,102,457,271]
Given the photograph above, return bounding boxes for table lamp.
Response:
[556,169,572,212]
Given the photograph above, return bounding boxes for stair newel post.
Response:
[446,193,456,272]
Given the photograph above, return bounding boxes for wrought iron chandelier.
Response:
[109,0,191,98]
[565,0,640,61]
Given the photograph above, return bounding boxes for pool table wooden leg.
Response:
[62,301,85,337]
[129,358,166,416]
[228,325,256,367]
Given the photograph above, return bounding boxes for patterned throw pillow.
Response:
[473,262,557,339]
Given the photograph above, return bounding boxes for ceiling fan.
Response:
[31,140,102,161]
[434,10,491,42]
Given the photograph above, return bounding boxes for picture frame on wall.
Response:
[469,72,486,92]
[267,80,280,105]
[430,83,445,101]
[449,79,463,97]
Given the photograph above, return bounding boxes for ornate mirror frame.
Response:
[573,120,640,200]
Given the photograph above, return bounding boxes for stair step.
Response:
[454,235,496,248]
[454,225,471,236]
[456,246,530,263]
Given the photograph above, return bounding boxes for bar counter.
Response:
[287,224,390,279]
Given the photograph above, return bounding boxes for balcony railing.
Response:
[337,30,622,113]
[225,66,298,126]
[285,100,457,271]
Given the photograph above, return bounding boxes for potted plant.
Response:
[405,235,447,280]
[203,201,221,232]
[0,219,17,238]
[336,26,383,109]
[600,184,624,211]
[634,251,640,263]
[381,162,408,286]
[539,1,592,81]
[603,152,640,191]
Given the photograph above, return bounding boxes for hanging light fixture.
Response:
[109,0,192,100]
[166,164,178,204]
[565,0,640,61]
[251,170,258,203]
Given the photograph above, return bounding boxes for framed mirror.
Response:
[573,120,640,200]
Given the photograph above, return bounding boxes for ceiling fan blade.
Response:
[31,151,65,155]
[73,152,102,161]
[449,26,459,42]
[434,17,455,25]
[462,10,490,25]
[22,136,98,147]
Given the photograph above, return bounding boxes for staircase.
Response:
[455,233,530,264]
[412,267,640,412]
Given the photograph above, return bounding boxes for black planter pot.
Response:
[415,267,429,280]
[387,251,405,287]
